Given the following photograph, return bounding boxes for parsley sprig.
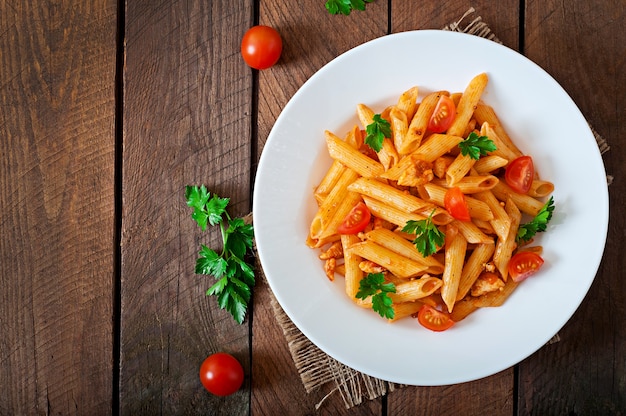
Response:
[325,0,373,15]
[517,196,555,243]
[356,273,396,319]
[402,210,445,257]
[458,131,496,160]
[364,114,392,152]
[185,185,255,324]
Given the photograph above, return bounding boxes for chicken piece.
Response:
[319,241,343,260]
[324,258,336,281]
[397,156,434,187]
[470,272,505,297]
[358,260,387,274]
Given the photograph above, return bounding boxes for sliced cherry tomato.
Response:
[241,25,282,70]
[199,352,244,396]
[444,187,471,222]
[505,155,534,194]
[416,304,455,332]
[427,95,456,133]
[337,201,371,234]
[508,251,544,282]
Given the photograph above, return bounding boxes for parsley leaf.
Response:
[517,197,555,243]
[185,185,255,324]
[355,273,396,319]
[364,114,392,152]
[402,210,445,257]
[458,132,496,160]
[325,0,373,15]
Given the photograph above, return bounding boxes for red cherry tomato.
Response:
[427,95,456,133]
[416,304,455,332]
[240,25,282,70]
[444,187,471,222]
[337,201,371,234]
[199,353,244,396]
[508,251,544,282]
[505,155,534,194]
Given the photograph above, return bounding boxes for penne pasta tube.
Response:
[309,167,360,239]
[362,195,451,227]
[413,133,463,162]
[473,155,509,174]
[528,179,555,198]
[454,220,494,244]
[445,153,477,186]
[441,231,468,312]
[319,191,363,240]
[480,122,520,162]
[474,103,523,157]
[388,301,423,322]
[390,106,410,155]
[491,180,545,216]
[447,73,488,137]
[473,190,511,242]
[348,240,429,278]
[390,277,443,303]
[325,130,385,178]
[456,243,496,300]
[341,234,363,300]
[314,160,346,204]
[363,228,445,274]
[401,91,447,154]
[449,298,479,322]
[422,183,494,222]
[348,177,432,213]
[396,86,419,121]
[356,103,375,128]
[493,198,522,280]
[432,175,499,194]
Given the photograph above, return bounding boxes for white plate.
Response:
[253,30,608,386]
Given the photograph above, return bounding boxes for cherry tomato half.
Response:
[337,201,371,234]
[505,155,534,194]
[240,25,282,70]
[199,352,244,396]
[416,304,455,332]
[427,95,456,133]
[508,251,544,282]
[444,186,471,222]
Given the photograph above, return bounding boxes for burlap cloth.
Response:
[262,7,613,410]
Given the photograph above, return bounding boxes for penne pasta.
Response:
[306,76,555,329]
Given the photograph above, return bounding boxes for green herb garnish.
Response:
[325,0,373,15]
[517,196,555,243]
[364,113,391,152]
[356,273,396,319]
[185,185,255,324]
[402,210,445,257]
[458,131,496,160]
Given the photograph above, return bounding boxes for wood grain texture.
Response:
[252,0,387,414]
[121,1,254,414]
[0,0,117,414]
[520,1,626,414]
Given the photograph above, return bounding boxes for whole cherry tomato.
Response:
[199,352,244,396]
[241,25,282,70]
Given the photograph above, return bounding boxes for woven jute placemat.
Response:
[264,7,612,410]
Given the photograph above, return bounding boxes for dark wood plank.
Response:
[520,1,626,413]
[252,0,387,414]
[387,2,519,414]
[0,1,117,414]
[121,1,254,414]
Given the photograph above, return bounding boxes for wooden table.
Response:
[1,1,624,414]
